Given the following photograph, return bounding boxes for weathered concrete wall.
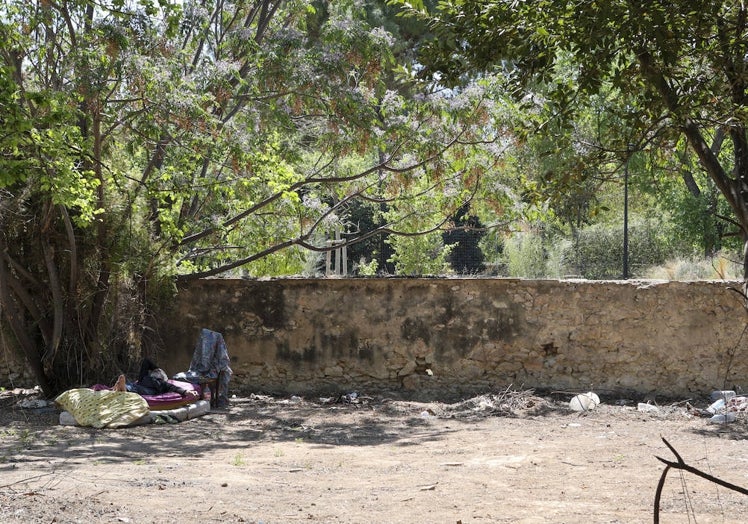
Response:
[153,278,748,398]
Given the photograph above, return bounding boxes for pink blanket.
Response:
[91,380,201,411]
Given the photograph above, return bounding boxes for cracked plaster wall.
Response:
[153,278,748,398]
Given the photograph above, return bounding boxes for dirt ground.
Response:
[1,388,747,524]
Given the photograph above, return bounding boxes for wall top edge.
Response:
[185,277,741,285]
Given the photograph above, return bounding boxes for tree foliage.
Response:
[0,0,513,394]
[398,0,748,278]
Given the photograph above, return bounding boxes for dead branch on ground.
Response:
[654,436,748,523]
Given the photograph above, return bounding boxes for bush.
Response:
[642,252,742,280]
[503,232,547,278]
[494,218,698,280]
[551,219,688,279]
[387,231,454,275]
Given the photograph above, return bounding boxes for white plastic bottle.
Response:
[706,398,725,414]
[710,390,736,402]
[709,413,736,424]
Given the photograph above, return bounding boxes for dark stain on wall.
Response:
[542,341,559,356]
[275,328,364,364]
[487,308,523,341]
[322,330,360,359]
[355,341,375,361]
[241,284,286,329]
[398,297,524,358]
[436,327,482,358]
[277,341,316,364]
[401,317,431,344]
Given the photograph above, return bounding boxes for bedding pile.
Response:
[56,380,210,428]
[55,389,150,428]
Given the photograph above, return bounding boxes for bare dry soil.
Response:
[1,388,747,523]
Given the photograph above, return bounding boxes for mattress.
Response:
[90,380,202,410]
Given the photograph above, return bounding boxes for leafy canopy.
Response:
[395,0,748,277]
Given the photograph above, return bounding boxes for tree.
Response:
[396,0,748,280]
[442,203,485,273]
[0,0,509,394]
[0,0,170,394]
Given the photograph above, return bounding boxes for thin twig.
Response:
[0,472,56,490]
[656,437,748,495]
[653,437,748,523]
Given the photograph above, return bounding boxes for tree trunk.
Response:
[0,244,53,396]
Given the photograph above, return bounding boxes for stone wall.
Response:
[152,278,748,398]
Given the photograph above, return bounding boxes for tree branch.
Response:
[654,436,748,523]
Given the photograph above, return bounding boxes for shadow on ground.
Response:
[15,388,744,475]
[0,390,579,473]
